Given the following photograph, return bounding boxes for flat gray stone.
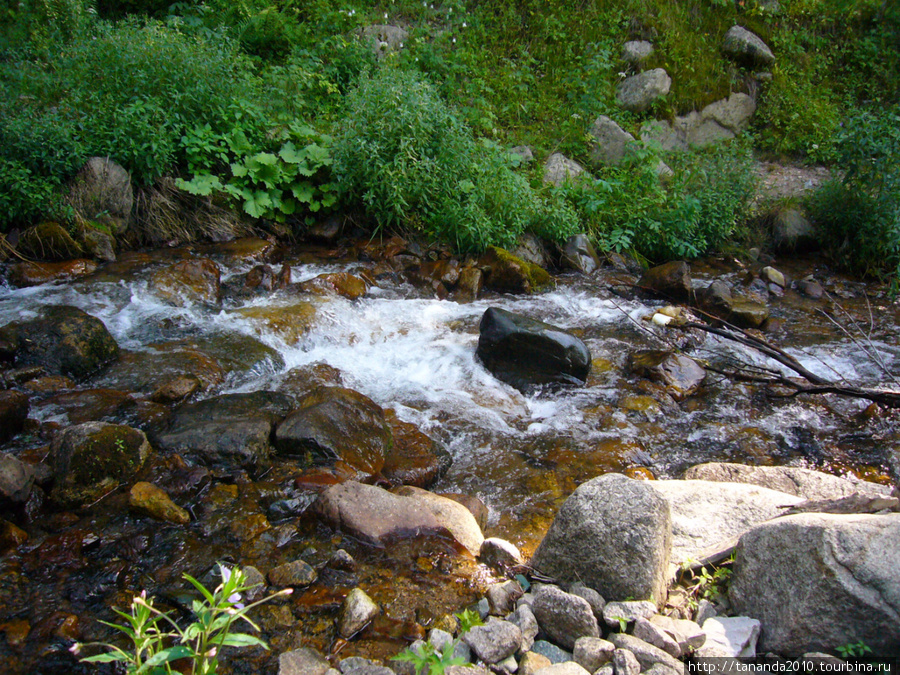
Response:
[543,153,585,186]
[602,600,657,629]
[696,617,761,658]
[572,637,615,672]
[607,633,683,673]
[279,648,331,675]
[462,617,523,664]
[634,617,682,658]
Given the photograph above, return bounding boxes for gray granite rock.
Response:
[572,636,615,672]
[462,617,523,664]
[532,585,600,651]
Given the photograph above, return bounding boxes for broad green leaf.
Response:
[244,190,273,218]
[231,162,248,178]
[141,646,193,668]
[217,632,269,649]
[291,181,315,203]
[175,174,223,197]
[81,652,130,663]
[278,142,307,164]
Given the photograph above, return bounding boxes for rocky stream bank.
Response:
[1,224,899,674]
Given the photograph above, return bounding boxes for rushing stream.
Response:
[0,240,897,673]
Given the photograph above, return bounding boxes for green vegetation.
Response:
[0,0,897,266]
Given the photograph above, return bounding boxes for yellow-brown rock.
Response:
[300,272,368,300]
[129,481,190,524]
[7,260,98,287]
[149,258,221,306]
[234,302,317,346]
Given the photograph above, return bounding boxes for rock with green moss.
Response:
[18,222,84,261]
[50,422,151,508]
[9,305,119,380]
[480,246,552,294]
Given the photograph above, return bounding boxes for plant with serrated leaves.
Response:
[454,608,484,634]
[391,641,466,675]
[72,564,291,675]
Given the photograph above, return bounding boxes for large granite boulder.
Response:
[275,386,392,475]
[476,307,592,394]
[683,463,893,500]
[616,69,671,113]
[530,474,671,604]
[646,479,803,566]
[9,306,119,380]
[729,513,900,657]
[51,422,151,508]
[314,481,484,555]
[153,391,293,469]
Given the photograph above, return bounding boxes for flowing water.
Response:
[0,241,897,673]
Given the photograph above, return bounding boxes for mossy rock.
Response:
[480,246,552,294]
[50,422,151,508]
[18,222,83,261]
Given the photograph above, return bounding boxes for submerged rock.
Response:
[729,513,900,657]
[9,306,119,380]
[382,411,451,488]
[476,307,592,394]
[530,474,671,603]
[51,422,151,508]
[339,587,380,638]
[150,258,222,307]
[129,481,189,524]
[276,386,392,475]
[629,350,706,401]
[314,481,484,555]
[7,260,98,287]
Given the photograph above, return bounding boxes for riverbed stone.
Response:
[339,588,380,638]
[543,153,585,187]
[510,603,540,652]
[728,512,900,657]
[601,600,657,629]
[608,633,682,673]
[150,258,221,306]
[269,559,318,587]
[95,345,226,396]
[534,664,591,675]
[279,647,331,675]
[7,259,99,287]
[68,157,133,230]
[683,462,892,500]
[462,617,523,664]
[300,272,369,300]
[560,234,601,274]
[533,584,601,651]
[476,307,592,394]
[18,222,83,261]
[531,474,671,604]
[695,616,760,658]
[0,453,35,503]
[234,301,318,346]
[479,537,524,570]
[729,299,769,328]
[479,246,551,294]
[634,617,682,658]
[639,261,692,300]
[722,26,775,67]
[630,350,706,401]
[129,482,189,524]
[0,390,29,443]
[646,479,802,566]
[568,583,605,621]
[382,411,451,488]
[154,391,292,469]
[616,68,671,112]
[315,481,484,555]
[276,386,392,474]
[10,306,119,380]
[650,615,706,653]
[487,580,524,616]
[572,637,615,672]
[50,422,151,508]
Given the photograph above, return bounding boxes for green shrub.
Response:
[333,68,576,252]
[809,105,900,281]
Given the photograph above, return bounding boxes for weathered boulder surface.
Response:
[0,453,35,503]
[590,116,637,167]
[533,585,600,651]
[9,306,119,380]
[315,481,484,555]
[647,479,802,565]
[729,513,900,657]
[641,94,756,152]
[477,307,592,394]
[683,462,893,500]
[7,260,98,287]
[153,391,293,469]
[561,234,601,275]
[462,618,524,664]
[18,222,83,261]
[0,390,29,443]
[722,25,775,67]
[479,246,551,294]
[276,386,392,475]
[530,474,671,603]
[68,157,134,233]
[639,261,692,300]
[51,422,151,507]
[616,69,671,113]
[629,351,706,401]
[622,40,654,67]
[382,411,451,488]
[543,153,585,186]
[150,258,222,306]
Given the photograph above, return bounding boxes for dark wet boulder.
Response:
[50,421,151,508]
[479,246,551,294]
[476,307,591,393]
[0,453,35,503]
[695,280,734,319]
[152,391,293,469]
[38,388,138,425]
[276,386,392,475]
[530,473,671,604]
[0,390,29,443]
[7,260,98,287]
[729,513,900,657]
[94,345,225,396]
[10,306,119,380]
[639,261,692,301]
[149,258,221,306]
[382,411,452,488]
[17,222,83,261]
[629,350,706,401]
[224,263,291,299]
[314,481,484,555]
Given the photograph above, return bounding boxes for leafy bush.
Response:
[333,68,577,252]
[559,140,755,262]
[809,105,900,281]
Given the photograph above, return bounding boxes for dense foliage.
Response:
[0,0,897,265]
